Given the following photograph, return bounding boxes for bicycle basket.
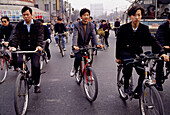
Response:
[97,28,105,36]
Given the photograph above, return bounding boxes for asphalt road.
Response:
[0,31,170,115]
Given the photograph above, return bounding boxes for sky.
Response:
[68,0,134,14]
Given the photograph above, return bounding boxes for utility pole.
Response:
[49,0,51,21]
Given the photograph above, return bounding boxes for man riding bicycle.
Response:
[54,17,67,51]
[70,8,103,77]
[9,6,43,93]
[116,6,169,98]
[155,13,170,91]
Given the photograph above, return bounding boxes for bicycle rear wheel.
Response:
[40,51,48,70]
[0,57,8,84]
[83,67,98,102]
[14,73,29,115]
[139,85,164,115]
[58,38,64,57]
[117,65,128,100]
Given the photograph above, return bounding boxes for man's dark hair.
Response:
[1,16,9,22]
[128,6,145,16]
[21,6,32,14]
[102,20,106,23]
[38,19,44,23]
[80,8,90,17]
[168,13,170,20]
[57,17,62,21]
[77,18,80,21]
[90,16,93,20]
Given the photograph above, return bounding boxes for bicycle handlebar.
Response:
[12,49,38,54]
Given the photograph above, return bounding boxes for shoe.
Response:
[46,59,50,63]
[55,44,58,47]
[132,92,139,99]
[64,48,66,51]
[155,84,163,91]
[70,68,75,77]
[34,86,41,93]
[13,67,20,72]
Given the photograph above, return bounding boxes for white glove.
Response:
[47,39,51,44]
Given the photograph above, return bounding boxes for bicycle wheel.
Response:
[0,57,8,84]
[101,37,106,50]
[14,73,29,115]
[83,67,98,102]
[58,38,64,57]
[75,66,82,85]
[139,85,164,115]
[117,65,128,100]
[40,51,48,70]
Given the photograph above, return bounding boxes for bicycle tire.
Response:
[40,54,44,70]
[139,85,165,115]
[117,65,128,100]
[75,66,82,85]
[58,38,64,57]
[0,57,8,84]
[14,73,29,115]
[83,67,98,102]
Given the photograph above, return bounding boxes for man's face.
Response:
[102,21,106,25]
[80,12,90,23]
[89,18,92,22]
[22,10,32,23]
[129,9,142,25]
[57,20,62,24]
[1,18,9,26]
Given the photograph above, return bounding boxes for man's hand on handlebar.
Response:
[161,54,169,62]
[73,46,79,51]
[36,46,43,51]
[97,44,103,48]
[116,59,121,64]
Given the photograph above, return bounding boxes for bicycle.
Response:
[40,39,50,70]
[0,39,13,83]
[13,50,37,115]
[57,33,65,57]
[70,47,98,102]
[117,52,165,115]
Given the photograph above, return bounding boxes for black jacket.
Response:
[54,23,66,33]
[116,22,164,59]
[156,21,170,46]
[0,24,13,42]
[11,20,44,51]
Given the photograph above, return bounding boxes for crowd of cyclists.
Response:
[0,4,170,114]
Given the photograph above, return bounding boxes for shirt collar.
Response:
[24,19,34,25]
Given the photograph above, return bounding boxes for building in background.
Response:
[0,0,50,24]
[90,3,104,20]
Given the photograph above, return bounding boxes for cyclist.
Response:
[70,8,103,77]
[9,6,43,93]
[155,13,170,91]
[68,21,74,36]
[116,6,169,98]
[0,16,18,71]
[99,20,110,47]
[114,18,120,36]
[54,17,67,51]
[38,19,51,62]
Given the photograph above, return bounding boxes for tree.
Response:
[71,10,80,22]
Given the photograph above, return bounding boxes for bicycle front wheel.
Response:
[139,85,164,115]
[0,57,8,84]
[83,67,98,102]
[75,66,82,85]
[117,65,128,100]
[14,73,29,115]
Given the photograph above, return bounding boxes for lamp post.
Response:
[49,0,51,21]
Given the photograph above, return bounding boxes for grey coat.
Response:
[72,21,98,52]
